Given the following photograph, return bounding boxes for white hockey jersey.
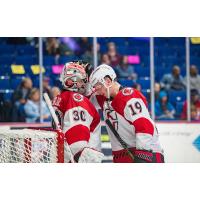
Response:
[90,87,164,163]
[52,90,102,162]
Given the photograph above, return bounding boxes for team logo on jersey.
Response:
[122,88,133,96]
[73,93,84,102]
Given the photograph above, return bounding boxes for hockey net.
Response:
[0,128,64,163]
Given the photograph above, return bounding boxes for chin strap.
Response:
[104,82,113,100]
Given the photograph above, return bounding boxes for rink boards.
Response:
[0,122,200,163]
[101,122,200,163]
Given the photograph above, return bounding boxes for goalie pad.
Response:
[78,147,104,163]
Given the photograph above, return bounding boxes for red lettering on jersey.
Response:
[105,109,119,130]
[106,110,117,121]
[112,121,119,130]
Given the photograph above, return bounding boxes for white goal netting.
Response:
[0,128,64,163]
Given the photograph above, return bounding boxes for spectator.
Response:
[12,77,33,121]
[81,51,92,64]
[59,39,73,56]
[51,87,60,99]
[82,43,101,65]
[107,42,121,67]
[46,37,60,56]
[101,53,111,65]
[12,77,33,104]
[115,55,137,80]
[43,76,52,99]
[46,37,72,57]
[133,83,141,91]
[144,82,164,110]
[184,65,200,94]
[0,92,12,122]
[155,91,175,120]
[181,89,200,120]
[75,37,91,56]
[160,65,185,91]
[24,88,51,122]
[155,82,162,101]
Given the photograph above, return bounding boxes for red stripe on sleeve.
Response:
[65,125,90,145]
[132,117,154,135]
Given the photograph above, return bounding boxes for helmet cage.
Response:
[60,62,87,92]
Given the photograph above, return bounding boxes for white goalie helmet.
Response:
[89,64,117,88]
[60,62,88,93]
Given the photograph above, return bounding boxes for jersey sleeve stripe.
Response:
[65,125,90,145]
[132,117,154,135]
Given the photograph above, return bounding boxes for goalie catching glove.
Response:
[75,147,104,163]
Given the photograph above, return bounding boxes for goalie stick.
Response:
[43,93,75,163]
[105,119,135,162]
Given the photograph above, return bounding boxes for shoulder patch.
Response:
[122,88,134,96]
[73,93,84,102]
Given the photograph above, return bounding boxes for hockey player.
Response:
[89,64,164,163]
[52,62,104,163]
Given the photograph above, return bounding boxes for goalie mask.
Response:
[70,60,94,96]
[60,62,88,94]
[72,60,94,78]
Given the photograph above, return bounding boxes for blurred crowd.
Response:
[0,37,200,122]
[10,77,60,122]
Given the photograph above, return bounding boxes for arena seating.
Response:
[137,78,150,89]
[118,79,135,87]
[176,101,184,118]
[168,90,186,106]
[0,76,10,90]
[0,37,200,121]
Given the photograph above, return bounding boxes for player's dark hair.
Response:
[104,75,117,82]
